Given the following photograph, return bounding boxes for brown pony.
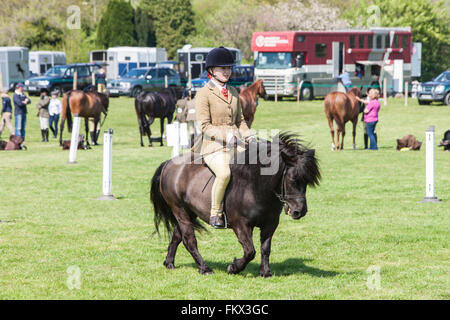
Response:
[324,87,362,151]
[239,79,267,128]
[59,89,109,146]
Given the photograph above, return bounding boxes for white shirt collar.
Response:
[210,78,227,92]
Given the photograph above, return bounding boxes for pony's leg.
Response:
[227,221,256,275]
[352,120,357,150]
[93,118,100,145]
[175,207,213,274]
[163,225,182,269]
[327,117,336,151]
[160,118,164,146]
[84,118,90,146]
[147,116,153,147]
[259,222,279,278]
[248,115,254,129]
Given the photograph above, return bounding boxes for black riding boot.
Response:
[45,129,49,142]
[210,213,225,229]
[41,129,46,142]
[364,134,368,149]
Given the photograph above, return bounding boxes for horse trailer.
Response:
[177,45,242,85]
[106,47,167,80]
[0,47,29,91]
[251,27,421,99]
[29,51,66,76]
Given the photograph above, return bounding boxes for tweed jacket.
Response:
[192,80,252,155]
[36,96,50,118]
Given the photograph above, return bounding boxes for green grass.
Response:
[0,94,449,299]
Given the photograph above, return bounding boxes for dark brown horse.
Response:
[239,79,267,128]
[59,89,109,146]
[324,87,362,151]
[134,88,183,147]
[150,132,320,276]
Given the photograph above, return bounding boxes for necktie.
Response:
[222,87,228,100]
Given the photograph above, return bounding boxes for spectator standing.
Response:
[48,91,62,139]
[357,89,380,150]
[0,90,14,139]
[13,83,31,140]
[36,89,50,142]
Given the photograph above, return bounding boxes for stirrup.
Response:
[210,212,227,229]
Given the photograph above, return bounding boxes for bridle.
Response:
[274,165,306,215]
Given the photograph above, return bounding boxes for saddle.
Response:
[61,134,90,150]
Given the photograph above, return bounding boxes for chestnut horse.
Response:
[324,87,362,151]
[151,132,320,276]
[239,79,267,128]
[59,89,109,146]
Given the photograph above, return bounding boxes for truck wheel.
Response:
[300,84,313,101]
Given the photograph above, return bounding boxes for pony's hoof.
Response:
[227,259,239,274]
[163,261,175,269]
[259,271,272,278]
[353,144,356,150]
[199,266,214,275]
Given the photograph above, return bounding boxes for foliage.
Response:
[135,6,157,47]
[96,0,137,48]
[16,17,64,49]
[149,0,196,59]
[342,0,450,81]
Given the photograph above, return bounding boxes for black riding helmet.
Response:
[205,46,235,70]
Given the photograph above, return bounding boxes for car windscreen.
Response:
[44,66,68,77]
[435,72,450,82]
[255,52,293,69]
[123,69,148,79]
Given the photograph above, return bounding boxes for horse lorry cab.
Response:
[251,27,421,100]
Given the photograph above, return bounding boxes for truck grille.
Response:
[256,75,285,94]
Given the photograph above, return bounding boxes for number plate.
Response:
[109,89,119,94]
[421,95,432,99]
[28,86,36,91]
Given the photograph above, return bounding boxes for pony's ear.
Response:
[305,149,315,157]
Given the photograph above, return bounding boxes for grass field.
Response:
[0,94,448,300]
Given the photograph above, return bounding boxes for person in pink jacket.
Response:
[357,88,380,150]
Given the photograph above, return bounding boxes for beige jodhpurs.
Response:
[204,149,233,217]
[0,112,14,136]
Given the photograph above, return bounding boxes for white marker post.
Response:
[97,129,116,200]
[68,116,81,164]
[422,126,440,203]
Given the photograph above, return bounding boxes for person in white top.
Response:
[48,91,62,139]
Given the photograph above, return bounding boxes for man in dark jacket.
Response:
[13,83,30,140]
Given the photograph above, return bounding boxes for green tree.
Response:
[96,0,137,48]
[17,17,63,49]
[343,0,450,81]
[149,0,195,59]
[135,5,157,47]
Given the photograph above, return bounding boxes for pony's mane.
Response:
[231,131,321,187]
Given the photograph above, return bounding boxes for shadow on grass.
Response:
[180,258,344,278]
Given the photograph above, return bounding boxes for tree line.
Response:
[0,0,448,80]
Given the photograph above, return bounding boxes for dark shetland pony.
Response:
[59,88,109,146]
[150,132,321,277]
[324,87,362,151]
[239,79,267,128]
[135,87,183,147]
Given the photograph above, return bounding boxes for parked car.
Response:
[106,67,181,98]
[417,71,450,105]
[25,63,103,96]
[189,65,255,95]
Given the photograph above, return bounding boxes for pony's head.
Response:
[275,132,321,219]
[257,79,267,100]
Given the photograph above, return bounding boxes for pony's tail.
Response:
[151,161,177,237]
[66,90,73,133]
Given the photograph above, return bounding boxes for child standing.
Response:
[48,91,62,139]
[36,89,50,142]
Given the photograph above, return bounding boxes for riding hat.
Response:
[205,46,235,70]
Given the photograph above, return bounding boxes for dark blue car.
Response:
[189,65,254,95]
[417,71,450,105]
